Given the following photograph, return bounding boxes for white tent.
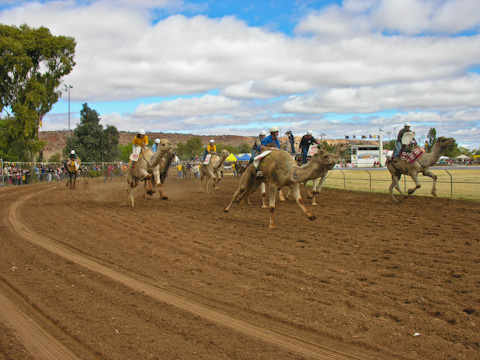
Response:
[455,155,470,161]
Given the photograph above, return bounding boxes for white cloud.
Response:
[1,0,480,148]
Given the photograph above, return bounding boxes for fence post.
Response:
[339,169,345,189]
[0,158,3,187]
[366,170,372,191]
[444,169,453,197]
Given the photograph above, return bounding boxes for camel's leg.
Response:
[389,175,404,202]
[261,183,267,208]
[224,173,260,212]
[224,185,247,212]
[407,172,421,195]
[72,175,76,190]
[311,175,327,206]
[127,178,139,207]
[156,178,168,200]
[80,169,89,184]
[422,170,438,197]
[278,189,285,202]
[268,185,278,229]
[290,183,316,221]
[305,181,313,199]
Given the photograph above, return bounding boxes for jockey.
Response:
[68,150,80,170]
[299,130,319,164]
[249,130,267,164]
[69,149,77,161]
[204,139,217,161]
[256,126,280,177]
[393,123,412,161]
[131,129,149,165]
[151,138,160,152]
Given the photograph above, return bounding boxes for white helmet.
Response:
[307,129,313,135]
[155,138,160,143]
[70,150,75,154]
[259,130,267,136]
[139,129,146,135]
[210,139,215,143]
[270,126,279,133]
[404,122,411,127]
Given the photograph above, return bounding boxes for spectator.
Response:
[176,163,183,179]
[192,163,200,179]
[285,131,295,153]
[105,164,114,182]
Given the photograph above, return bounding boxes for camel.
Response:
[143,150,176,199]
[301,143,350,205]
[224,148,338,229]
[200,149,230,193]
[126,139,173,207]
[386,136,455,202]
[63,159,88,190]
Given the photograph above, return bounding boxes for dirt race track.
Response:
[0,174,479,360]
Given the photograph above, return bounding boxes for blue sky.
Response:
[1,0,480,149]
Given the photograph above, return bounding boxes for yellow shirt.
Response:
[206,144,216,152]
[177,164,182,171]
[133,135,149,148]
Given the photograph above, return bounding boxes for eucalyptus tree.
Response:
[0,24,76,160]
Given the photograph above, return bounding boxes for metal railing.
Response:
[317,167,480,200]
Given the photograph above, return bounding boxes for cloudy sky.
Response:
[1,0,480,148]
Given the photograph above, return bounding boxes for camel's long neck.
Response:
[213,154,228,170]
[151,149,170,167]
[420,143,446,166]
[291,161,328,182]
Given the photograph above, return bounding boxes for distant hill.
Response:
[38,130,372,160]
[38,131,257,160]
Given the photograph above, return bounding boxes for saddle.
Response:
[253,150,272,167]
[399,145,423,165]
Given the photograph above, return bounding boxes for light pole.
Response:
[385,125,398,140]
[66,85,73,138]
[320,133,326,143]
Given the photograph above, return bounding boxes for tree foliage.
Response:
[426,128,437,152]
[65,103,119,162]
[0,24,76,161]
[175,137,205,160]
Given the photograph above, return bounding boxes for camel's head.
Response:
[437,137,455,149]
[312,148,338,167]
[220,149,230,158]
[335,143,350,156]
[157,139,173,153]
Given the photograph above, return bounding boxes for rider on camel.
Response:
[393,123,412,161]
[130,129,149,167]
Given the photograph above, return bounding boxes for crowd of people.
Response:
[0,161,123,187]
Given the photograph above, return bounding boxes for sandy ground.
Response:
[0,173,479,360]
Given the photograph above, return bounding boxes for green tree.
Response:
[444,139,459,158]
[64,103,119,162]
[426,128,437,152]
[0,24,76,161]
[48,153,61,163]
[383,139,396,150]
[119,143,132,162]
[238,142,252,154]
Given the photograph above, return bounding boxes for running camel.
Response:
[127,139,173,207]
[386,136,455,202]
[224,148,338,229]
